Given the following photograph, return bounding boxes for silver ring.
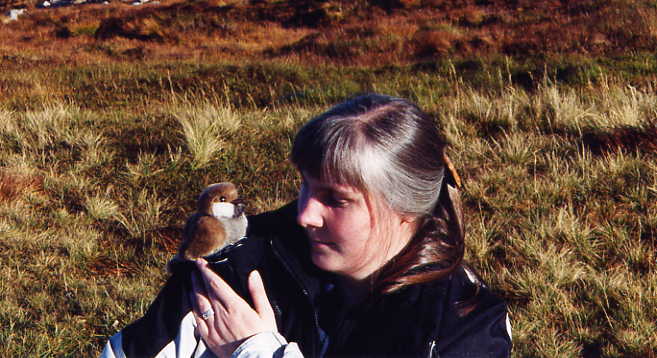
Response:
[200,308,214,320]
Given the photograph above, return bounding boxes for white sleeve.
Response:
[230,332,304,358]
[100,331,125,358]
[99,312,206,358]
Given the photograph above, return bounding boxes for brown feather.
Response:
[180,214,227,260]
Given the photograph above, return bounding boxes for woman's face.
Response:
[296,171,412,281]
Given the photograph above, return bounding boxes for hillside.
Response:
[2,0,657,75]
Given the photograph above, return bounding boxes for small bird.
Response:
[168,182,247,271]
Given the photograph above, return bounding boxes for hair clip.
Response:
[442,153,462,188]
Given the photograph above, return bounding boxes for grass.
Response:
[3,0,657,71]
[1,0,656,356]
[172,100,242,169]
[1,60,655,356]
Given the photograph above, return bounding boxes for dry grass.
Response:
[438,80,656,357]
[171,101,242,169]
[3,0,657,67]
[1,1,657,356]
[0,169,43,203]
[1,64,656,356]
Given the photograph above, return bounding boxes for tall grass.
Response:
[0,62,655,357]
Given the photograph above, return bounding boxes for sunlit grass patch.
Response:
[20,104,84,149]
[114,188,169,240]
[125,152,165,181]
[171,101,241,170]
[84,194,120,221]
[74,131,115,172]
[537,84,598,133]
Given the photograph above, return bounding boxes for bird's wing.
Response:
[183,215,227,260]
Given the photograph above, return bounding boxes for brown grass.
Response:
[1,73,656,357]
[0,170,43,203]
[412,24,465,56]
[583,126,657,155]
[2,1,657,357]
[88,257,141,277]
[2,0,657,67]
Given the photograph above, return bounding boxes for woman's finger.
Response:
[192,309,210,340]
[195,258,244,309]
[190,272,205,312]
[248,270,274,320]
[190,273,212,336]
[191,273,214,317]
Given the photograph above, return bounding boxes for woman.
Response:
[101,94,512,358]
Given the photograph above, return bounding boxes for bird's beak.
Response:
[233,198,246,217]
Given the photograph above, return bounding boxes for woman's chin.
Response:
[310,250,338,272]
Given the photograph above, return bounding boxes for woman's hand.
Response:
[190,258,278,358]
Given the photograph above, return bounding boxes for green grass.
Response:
[0,61,656,357]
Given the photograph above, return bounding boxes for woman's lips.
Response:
[310,239,336,248]
[306,230,337,248]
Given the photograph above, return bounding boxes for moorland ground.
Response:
[1,0,656,356]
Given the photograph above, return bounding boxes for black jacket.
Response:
[103,202,512,358]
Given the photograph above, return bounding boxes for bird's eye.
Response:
[220,196,226,202]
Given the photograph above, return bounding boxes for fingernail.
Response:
[249,270,261,281]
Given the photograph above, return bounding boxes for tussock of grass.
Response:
[84,194,120,221]
[172,101,241,170]
[114,188,169,240]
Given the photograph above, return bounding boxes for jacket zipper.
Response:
[270,239,321,357]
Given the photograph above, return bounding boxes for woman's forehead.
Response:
[300,170,402,220]
[300,170,362,195]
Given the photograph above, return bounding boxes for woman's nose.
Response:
[297,195,323,229]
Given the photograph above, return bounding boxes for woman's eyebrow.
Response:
[300,171,359,196]
[325,185,360,197]
[308,182,349,196]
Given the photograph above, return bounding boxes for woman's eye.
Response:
[328,195,349,207]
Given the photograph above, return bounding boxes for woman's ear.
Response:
[400,215,416,224]
[400,215,422,234]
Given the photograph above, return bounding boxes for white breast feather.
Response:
[211,202,235,218]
